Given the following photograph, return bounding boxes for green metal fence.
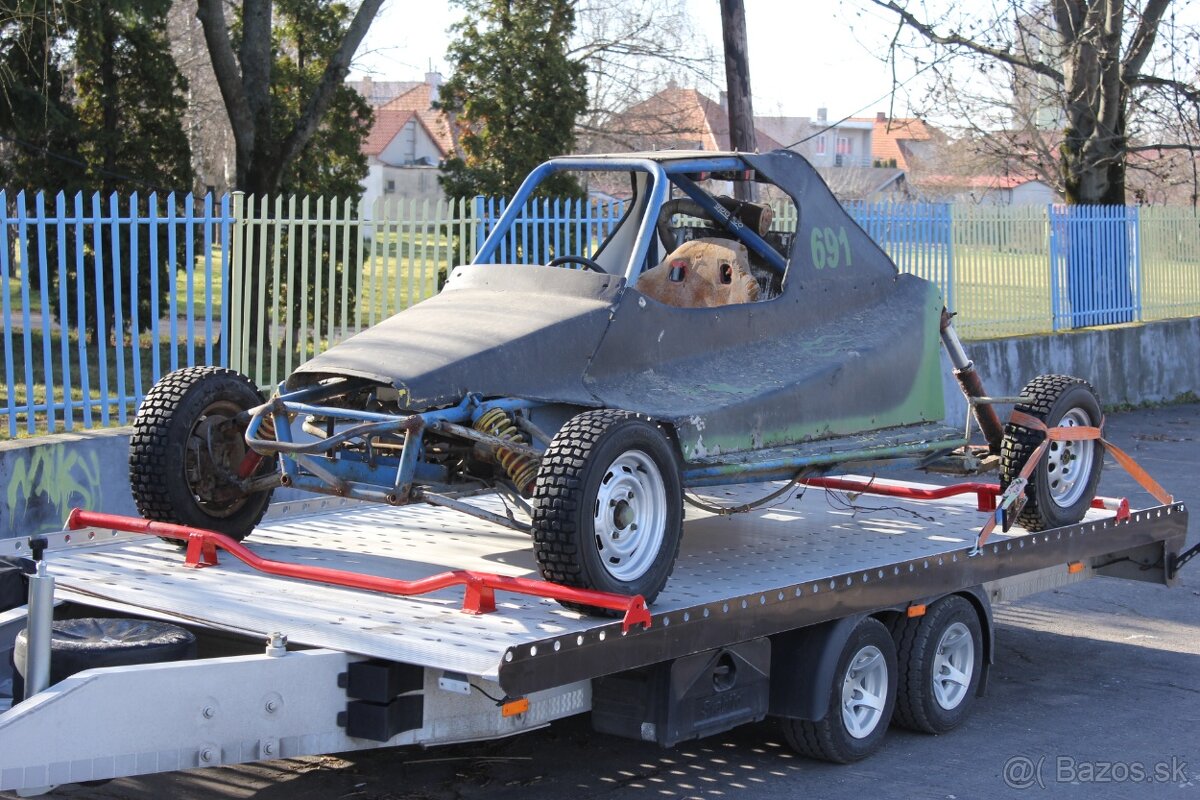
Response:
[226,195,478,389]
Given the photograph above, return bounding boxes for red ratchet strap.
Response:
[973,411,1173,553]
[66,509,652,632]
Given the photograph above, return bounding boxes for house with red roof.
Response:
[850,113,939,170]
[351,74,454,209]
[911,173,1058,205]
[589,84,784,154]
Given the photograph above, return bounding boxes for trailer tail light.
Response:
[502,697,530,717]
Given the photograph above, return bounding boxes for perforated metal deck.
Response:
[36,479,1187,695]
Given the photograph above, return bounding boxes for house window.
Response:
[836,136,851,155]
[385,179,396,194]
[815,136,826,155]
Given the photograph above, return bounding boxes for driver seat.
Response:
[635,238,760,308]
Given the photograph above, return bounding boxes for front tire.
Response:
[130,367,274,541]
[531,410,683,611]
[1000,375,1103,531]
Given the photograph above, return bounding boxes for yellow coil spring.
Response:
[258,412,277,441]
[473,408,538,495]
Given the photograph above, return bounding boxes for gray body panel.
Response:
[584,274,943,460]
[287,265,621,408]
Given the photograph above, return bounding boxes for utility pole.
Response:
[720,0,756,201]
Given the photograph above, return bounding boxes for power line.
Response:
[784,58,941,150]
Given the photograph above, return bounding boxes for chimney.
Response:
[817,107,827,123]
[425,71,443,104]
[876,111,886,122]
[719,91,728,109]
[362,75,374,103]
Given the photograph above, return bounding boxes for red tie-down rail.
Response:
[798,476,1131,518]
[66,510,652,633]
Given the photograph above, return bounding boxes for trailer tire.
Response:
[130,366,274,541]
[13,618,196,701]
[781,617,897,763]
[1000,375,1103,531]
[531,409,683,612]
[890,596,982,734]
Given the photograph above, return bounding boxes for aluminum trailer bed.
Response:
[0,478,1189,794]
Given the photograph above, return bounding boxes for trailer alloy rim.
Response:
[1046,408,1096,507]
[593,450,668,582]
[841,644,888,739]
[932,621,974,710]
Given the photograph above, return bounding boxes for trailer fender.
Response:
[956,586,995,696]
[767,614,865,721]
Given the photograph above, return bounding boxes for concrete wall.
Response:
[3,318,1198,539]
[0,428,136,539]
[941,316,1200,429]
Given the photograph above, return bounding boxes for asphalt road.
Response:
[32,403,1200,800]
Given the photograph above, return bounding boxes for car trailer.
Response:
[0,476,1192,795]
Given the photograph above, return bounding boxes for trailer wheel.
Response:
[130,366,274,541]
[1000,375,1103,531]
[531,409,683,611]
[890,596,982,734]
[782,617,897,763]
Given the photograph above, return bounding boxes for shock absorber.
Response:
[473,408,539,495]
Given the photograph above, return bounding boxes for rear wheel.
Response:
[130,367,274,541]
[1000,375,1103,531]
[531,410,683,611]
[782,617,898,763]
[890,596,983,734]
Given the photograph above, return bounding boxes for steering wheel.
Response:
[546,255,606,273]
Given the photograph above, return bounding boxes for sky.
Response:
[348,0,923,121]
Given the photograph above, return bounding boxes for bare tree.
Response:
[195,0,384,195]
[861,0,1200,205]
[167,0,234,194]
[569,0,717,151]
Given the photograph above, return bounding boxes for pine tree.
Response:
[0,0,194,339]
[437,0,589,199]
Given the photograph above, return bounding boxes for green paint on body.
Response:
[680,287,948,461]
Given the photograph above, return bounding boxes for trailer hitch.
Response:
[1169,541,1200,580]
[66,509,652,632]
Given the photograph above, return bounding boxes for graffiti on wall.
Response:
[5,444,103,535]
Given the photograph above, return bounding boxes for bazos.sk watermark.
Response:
[1003,755,1189,790]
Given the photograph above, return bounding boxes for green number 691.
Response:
[809,225,852,270]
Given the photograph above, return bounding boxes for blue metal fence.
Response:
[3,191,1199,436]
[1050,205,1140,330]
[1,191,232,436]
[473,196,628,265]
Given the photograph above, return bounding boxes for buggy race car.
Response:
[129,150,1104,610]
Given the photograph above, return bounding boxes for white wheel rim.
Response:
[932,622,975,710]
[1045,407,1096,507]
[841,644,888,739]
[592,450,668,582]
